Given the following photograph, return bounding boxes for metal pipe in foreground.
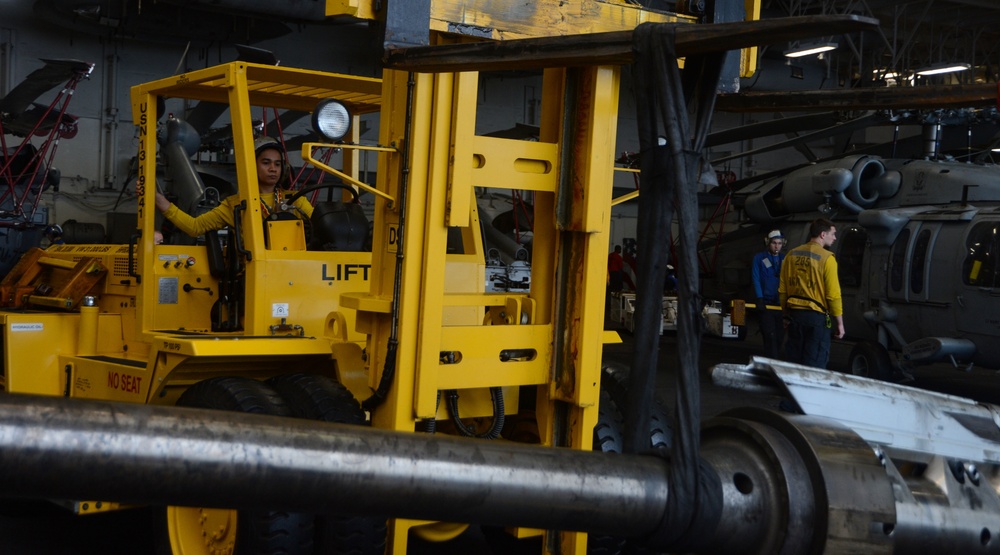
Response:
[0,394,669,538]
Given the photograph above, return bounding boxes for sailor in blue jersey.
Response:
[751,229,786,358]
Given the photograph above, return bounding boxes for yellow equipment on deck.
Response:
[0,1,772,554]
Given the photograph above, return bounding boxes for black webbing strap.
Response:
[625,22,725,551]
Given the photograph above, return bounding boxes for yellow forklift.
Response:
[0,1,776,554]
[0,63,392,553]
[0,57,624,554]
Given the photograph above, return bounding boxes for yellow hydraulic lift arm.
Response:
[325,1,765,554]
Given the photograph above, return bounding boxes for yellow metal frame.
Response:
[336,60,620,552]
[302,142,397,204]
[319,2,765,552]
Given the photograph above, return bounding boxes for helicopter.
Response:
[704,119,1000,380]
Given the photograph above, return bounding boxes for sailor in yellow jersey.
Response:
[154,136,313,238]
[779,218,845,368]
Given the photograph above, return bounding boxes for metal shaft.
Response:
[0,394,669,538]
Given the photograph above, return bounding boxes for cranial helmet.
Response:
[253,136,290,186]
[254,136,284,158]
[766,229,785,243]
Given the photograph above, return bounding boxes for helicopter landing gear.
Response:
[848,341,894,381]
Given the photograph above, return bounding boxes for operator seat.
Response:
[308,199,369,251]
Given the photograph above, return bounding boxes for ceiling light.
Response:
[915,63,971,76]
[784,42,838,58]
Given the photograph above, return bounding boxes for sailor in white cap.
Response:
[751,229,786,358]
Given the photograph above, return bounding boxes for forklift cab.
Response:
[132,62,383,341]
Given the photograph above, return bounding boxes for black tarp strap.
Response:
[625,22,725,551]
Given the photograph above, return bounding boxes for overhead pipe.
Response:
[153,0,328,22]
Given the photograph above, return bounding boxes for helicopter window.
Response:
[910,229,931,294]
[837,228,867,287]
[963,222,1000,288]
[890,228,910,293]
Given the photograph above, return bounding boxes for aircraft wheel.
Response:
[267,373,387,555]
[159,377,314,555]
[848,341,894,381]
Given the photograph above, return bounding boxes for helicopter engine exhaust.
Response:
[745,155,901,222]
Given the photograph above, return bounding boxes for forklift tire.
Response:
[848,341,894,382]
[593,389,625,454]
[586,388,629,555]
[267,374,387,555]
[594,363,675,555]
[483,387,627,555]
[267,373,366,424]
[161,377,315,555]
[600,362,673,450]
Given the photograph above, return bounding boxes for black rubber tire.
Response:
[848,341,894,381]
[586,388,628,555]
[597,362,674,555]
[267,373,366,424]
[175,377,315,555]
[593,389,625,454]
[267,374,387,555]
[600,362,673,450]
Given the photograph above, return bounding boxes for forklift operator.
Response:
[154,137,314,237]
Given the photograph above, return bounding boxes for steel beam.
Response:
[383,15,879,72]
[716,84,999,112]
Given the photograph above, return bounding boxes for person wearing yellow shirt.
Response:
[779,218,844,368]
[154,137,313,238]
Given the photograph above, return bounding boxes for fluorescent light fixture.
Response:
[915,62,971,76]
[784,42,838,58]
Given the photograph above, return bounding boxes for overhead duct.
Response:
[155,0,328,21]
[33,0,294,43]
[741,56,842,92]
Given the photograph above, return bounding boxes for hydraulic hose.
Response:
[362,72,416,412]
[445,387,505,440]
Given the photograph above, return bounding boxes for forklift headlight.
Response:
[312,99,352,142]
